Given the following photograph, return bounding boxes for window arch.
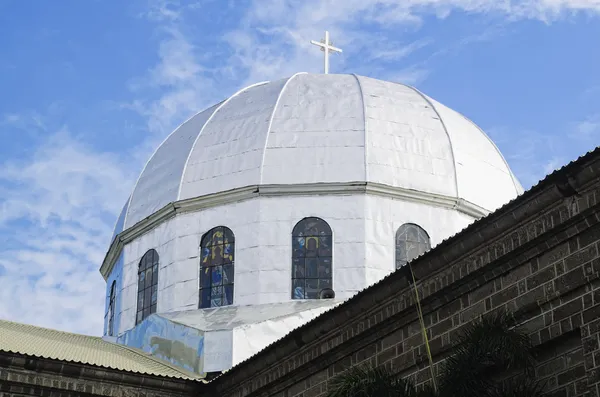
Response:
[199,226,235,308]
[395,223,431,269]
[136,249,159,325]
[107,281,116,336]
[291,217,333,300]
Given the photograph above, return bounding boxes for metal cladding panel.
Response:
[119,221,177,334]
[261,74,365,184]
[111,198,129,242]
[111,73,525,236]
[179,79,288,200]
[117,314,207,376]
[160,300,340,331]
[363,193,478,285]
[104,251,123,337]
[231,301,339,367]
[125,104,220,229]
[155,199,261,311]
[427,96,521,211]
[357,76,457,197]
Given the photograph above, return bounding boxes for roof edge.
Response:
[176,80,270,201]
[405,85,460,199]
[260,73,307,184]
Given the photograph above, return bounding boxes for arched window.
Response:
[107,281,116,336]
[136,249,159,324]
[395,223,431,269]
[199,226,235,308]
[291,217,333,300]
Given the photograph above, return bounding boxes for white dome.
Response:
[116,73,522,234]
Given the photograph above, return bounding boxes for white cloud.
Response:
[571,117,600,142]
[487,127,564,188]
[0,0,220,335]
[489,112,600,190]
[218,0,600,87]
[0,131,136,335]
[2,0,600,337]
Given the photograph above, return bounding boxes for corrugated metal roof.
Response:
[0,319,204,381]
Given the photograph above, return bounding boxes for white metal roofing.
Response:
[118,73,522,232]
[160,299,341,331]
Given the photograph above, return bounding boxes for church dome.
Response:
[117,73,522,233]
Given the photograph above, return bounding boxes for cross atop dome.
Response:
[310,31,342,74]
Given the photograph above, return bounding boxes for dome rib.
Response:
[459,114,523,194]
[176,80,270,201]
[259,72,306,184]
[351,74,368,181]
[123,106,220,229]
[406,84,460,199]
[115,73,522,235]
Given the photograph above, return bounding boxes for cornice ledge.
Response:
[100,203,177,279]
[175,186,258,213]
[258,182,367,196]
[100,182,489,279]
[365,183,490,218]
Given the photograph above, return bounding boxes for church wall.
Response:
[210,152,600,397]
[363,194,477,286]
[169,199,262,308]
[118,220,178,334]
[113,192,481,335]
[231,303,339,368]
[103,251,123,337]
[255,194,366,303]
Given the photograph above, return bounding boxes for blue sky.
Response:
[0,0,598,335]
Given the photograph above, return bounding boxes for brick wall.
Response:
[211,151,600,397]
[274,223,599,397]
[0,352,202,397]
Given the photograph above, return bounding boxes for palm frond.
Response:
[488,375,546,397]
[326,365,417,397]
[438,311,537,397]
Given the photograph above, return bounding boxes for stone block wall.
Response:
[276,222,599,397]
[0,352,203,397]
[210,150,600,397]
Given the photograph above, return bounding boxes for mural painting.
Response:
[118,314,205,375]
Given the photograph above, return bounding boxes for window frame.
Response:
[291,217,333,300]
[136,249,159,325]
[199,226,235,309]
[107,281,116,336]
[395,223,431,269]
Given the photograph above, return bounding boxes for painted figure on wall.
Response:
[118,314,205,375]
[200,226,235,308]
[292,217,333,299]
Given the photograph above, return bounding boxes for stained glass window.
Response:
[136,249,159,325]
[107,281,116,336]
[199,226,235,308]
[291,217,333,300]
[395,223,430,269]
